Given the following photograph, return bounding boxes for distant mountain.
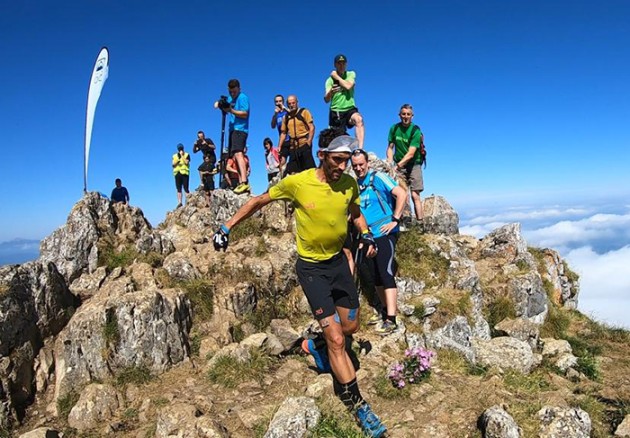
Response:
[0,238,39,265]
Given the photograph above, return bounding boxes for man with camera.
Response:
[277,95,315,176]
[270,94,288,136]
[172,143,190,208]
[212,132,386,438]
[216,79,250,194]
[193,130,217,164]
[324,54,365,149]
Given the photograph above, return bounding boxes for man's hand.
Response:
[212,225,230,251]
[330,70,340,80]
[379,221,398,235]
[359,231,378,258]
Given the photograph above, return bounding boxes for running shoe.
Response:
[301,338,331,373]
[233,183,250,194]
[355,402,387,437]
[375,320,398,336]
[367,314,383,326]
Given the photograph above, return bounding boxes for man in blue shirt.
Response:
[351,150,407,335]
[110,178,129,204]
[219,79,250,194]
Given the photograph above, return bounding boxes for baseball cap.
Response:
[334,54,347,63]
[177,143,184,151]
[320,135,358,153]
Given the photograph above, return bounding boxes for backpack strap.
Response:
[362,171,390,216]
[286,108,310,139]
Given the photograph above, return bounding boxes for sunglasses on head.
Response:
[352,149,368,159]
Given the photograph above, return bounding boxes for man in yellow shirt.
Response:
[172,143,190,208]
[212,131,387,437]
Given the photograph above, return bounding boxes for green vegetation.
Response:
[540,305,571,339]
[152,397,169,407]
[57,390,80,419]
[230,323,245,343]
[137,251,164,268]
[255,237,268,257]
[309,412,364,438]
[411,301,426,320]
[189,333,201,357]
[103,313,120,348]
[572,394,608,438]
[98,242,139,270]
[528,246,547,272]
[515,259,529,272]
[429,290,473,328]
[397,229,450,288]
[180,278,214,322]
[231,216,265,243]
[207,348,275,388]
[374,373,410,399]
[485,295,517,334]
[116,365,154,386]
[435,348,487,376]
[503,369,551,394]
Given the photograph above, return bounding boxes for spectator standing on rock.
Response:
[110,178,129,204]
[277,95,316,176]
[198,154,215,207]
[351,149,406,335]
[324,54,365,149]
[386,103,425,220]
[212,133,387,438]
[172,143,190,208]
[263,137,280,182]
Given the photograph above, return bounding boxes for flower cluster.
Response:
[388,347,435,389]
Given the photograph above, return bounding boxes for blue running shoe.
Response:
[355,403,387,437]
[301,338,331,373]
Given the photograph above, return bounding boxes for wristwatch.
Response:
[392,216,401,224]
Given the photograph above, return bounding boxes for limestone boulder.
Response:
[538,406,591,438]
[422,195,459,235]
[479,405,522,438]
[155,402,227,437]
[264,397,320,438]
[495,318,540,350]
[67,383,123,431]
[472,337,535,373]
[508,272,548,324]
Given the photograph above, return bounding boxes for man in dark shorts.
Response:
[351,149,407,335]
[277,94,316,176]
[198,154,215,207]
[212,133,387,437]
[193,131,217,166]
[172,143,190,208]
[218,79,250,194]
[324,54,365,149]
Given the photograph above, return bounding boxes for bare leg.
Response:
[411,190,423,220]
[233,151,247,183]
[351,113,365,149]
[319,306,359,383]
[383,287,398,317]
[343,247,354,276]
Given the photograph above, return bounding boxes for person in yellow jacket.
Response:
[172,143,190,208]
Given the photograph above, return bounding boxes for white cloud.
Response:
[566,245,630,329]
[464,207,591,225]
[459,222,507,238]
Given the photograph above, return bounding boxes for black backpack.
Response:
[392,123,426,168]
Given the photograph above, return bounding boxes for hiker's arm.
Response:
[225,193,273,231]
[386,142,395,165]
[331,71,355,91]
[307,121,315,146]
[271,112,278,129]
[396,146,417,169]
[350,204,377,258]
[391,185,407,220]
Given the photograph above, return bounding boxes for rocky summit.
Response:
[2,178,630,437]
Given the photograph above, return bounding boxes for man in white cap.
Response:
[212,128,387,437]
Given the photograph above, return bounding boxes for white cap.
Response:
[320,135,359,153]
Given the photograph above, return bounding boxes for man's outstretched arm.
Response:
[224,193,274,231]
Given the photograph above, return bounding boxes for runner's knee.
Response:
[352,113,364,127]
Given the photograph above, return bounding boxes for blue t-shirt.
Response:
[275,110,289,138]
[111,186,129,203]
[356,170,398,238]
[228,92,250,133]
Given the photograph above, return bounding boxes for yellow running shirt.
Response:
[269,168,359,262]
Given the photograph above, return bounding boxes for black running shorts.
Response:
[372,234,398,289]
[296,252,359,320]
[229,130,248,155]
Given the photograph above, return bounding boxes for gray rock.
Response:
[538,406,591,437]
[264,397,320,438]
[508,272,548,323]
[422,195,459,235]
[425,316,475,362]
[54,288,192,400]
[555,352,578,372]
[480,223,530,262]
[67,383,122,431]
[163,251,200,281]
[541,338,572,358]
[615,414,630,436]
[533,247,579,309]
[155,402,226,437]
[396,277,425,302]
[18,428,60,438]
[269,319,301,352]
[472,337,535,373]
[479,405,521,438]
[495,318,540,350]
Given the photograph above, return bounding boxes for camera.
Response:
[214,95,231,110]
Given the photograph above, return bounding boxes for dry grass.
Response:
[397,229,450,288]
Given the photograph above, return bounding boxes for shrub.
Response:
[103,313,120,348]
[540,305,571,339]
[485,295,517,333]
[180,279,214,322]
[98,242,139,270]
[207,349,275,388]
[116,365,154,386]
[57,390,80,419]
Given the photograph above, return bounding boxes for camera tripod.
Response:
[218,110,228,189]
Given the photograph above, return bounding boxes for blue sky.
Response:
[1,1,629,325]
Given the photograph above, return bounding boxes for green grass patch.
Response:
[575,355,600,381]
[152,397,169,407]
[540,305,571,339]
[429,290,473,328]
[572,395,608,438]
[231,216,265,243]
[309,412,364,438]
[57,390,80,419]
[503,369,550,395]
[435,348,486,376]
[485,295,517,334]
[180,278,214,322]
[412,301,426,320]
[515,259,529,272]
[137,251,164,268]
[397,229,450,288]
[230,323,245,343]
[116,365,154,386]
[528,246,547,272]
[98,242,139,270]
[189,333,201,357]
[103,313,120,348]
[207,348,275,388]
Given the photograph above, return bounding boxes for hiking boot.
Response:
[301,338,331,373]
[233,183,250,194]
[355,402,387,437]
[375,320,398,336]
[176,203,182,209]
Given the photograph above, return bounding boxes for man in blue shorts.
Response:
[351,149,407,335]
[212,131,387,437]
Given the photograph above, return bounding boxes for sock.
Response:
[333,377,364,411]
[313,334,327,350]
[386,315,397,325]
